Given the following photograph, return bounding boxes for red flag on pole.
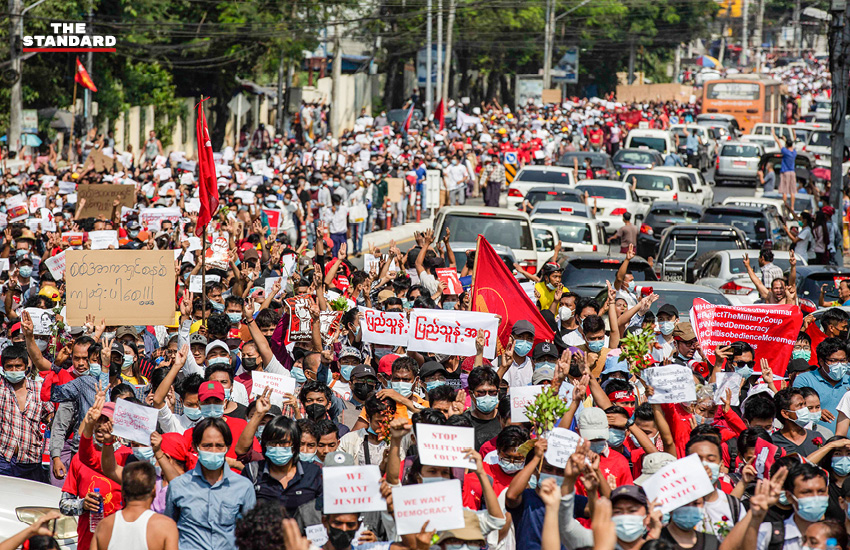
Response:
[403,104,415,134]
[74,57,97,92]
[435,98,445,131]
[471,235,554,347]
[194,97,219,237]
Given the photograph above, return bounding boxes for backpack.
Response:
[724,492,742,525]
[767,520,785,550]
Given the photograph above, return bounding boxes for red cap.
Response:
[378,354,400,376]
[101,402,116,418]
[8,322,21,335]
[198,380,225,402]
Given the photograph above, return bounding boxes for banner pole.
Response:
[201,225,207,324]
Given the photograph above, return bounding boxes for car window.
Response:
[678,176,694,193]
[799,273,850,302]
[720,145,760,157]
[534,228,555,252]
[728,256,794,275]
[442,214,533,250]
[536,220,594,244]
[613,150,656,164]
[660,234,744,261]
[576,185,627,200]
[808,131,830,147]
[701,211,766,240]
[648,289,730,313]
[562,261,653,285]
[628,136,667,153]
[515,170,573,185]
[645,208,701,227]
[525,190,583,206]
[629,173,674,192]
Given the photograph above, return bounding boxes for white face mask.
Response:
[559,306,573,322]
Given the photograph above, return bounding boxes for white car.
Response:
[653,166,714,206]
[574,180,648,235]
[750,123,806,145]
[621,169,701,206]
[532,224,561,266]
[741,134,780,154]
[721,195,793,223]
[693,249,807,305]
[531,214,610,254]
[0,475,78,550]
[624,129,677,156]
[505,165,576,210]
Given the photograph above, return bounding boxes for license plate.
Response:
[733,161,747,166]
[667,274,683,282]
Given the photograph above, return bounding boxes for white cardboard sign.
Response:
[24,308,54,336]
[250,371,296,399]
[88,230,119,250]
[643,365,697,404]
[392,479,465,536]
[510,385,544,423]
[416,424,476,469]
[45,251,66,280]
[544,427,583,468]
[407,309,499,360]
[323,465,387,513]
[359,307,409,348]
[111,399,158,446]
[641,453,715,514]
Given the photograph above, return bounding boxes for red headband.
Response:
[608,390,634,403]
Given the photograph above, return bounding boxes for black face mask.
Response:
[327,526,357,550]
[242,357,258,371]
[352,382,374,402]
[304,403,327,421]
[109,360,122,378]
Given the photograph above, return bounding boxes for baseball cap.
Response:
[419,361,448,380]
[126,220,141,231]
[377,289,396,303]
[532,342,558,361]
[100,402,116,418]
[577,407,609,441]
[602,355,630,375]
[532,366,555,384]
[205,339,230,357]
[787,358,814,374]
[436,509,485,544]
[635,453,677,486]
[339,347,363,361]
[115,326,138,340]
[198,380,225,401]
[610,484,649,506]
[324,450,355,468]
[378,354,400,376]
[672,321,696,341]
[111,341,125,356]
[351,364,378,381]
[657,304,679,318]
[511,319,535,337]
[189,333,208,346]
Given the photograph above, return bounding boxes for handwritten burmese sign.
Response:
[111,399,158,446]
[76,184,136,219]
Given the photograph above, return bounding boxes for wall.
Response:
[615,83,695,103]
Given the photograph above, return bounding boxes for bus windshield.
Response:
[706,82,761,100]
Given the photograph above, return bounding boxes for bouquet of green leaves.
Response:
[524,386,570,434]
[329,295,350,312]
[619,327,657,375]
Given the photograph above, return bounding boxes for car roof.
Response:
[795,265,850,276]
[627,129,671,137]
[564,252,650,263]
[517,165,574,173]
[532,214,598,224]
[532,201,589,213]
[653,166,700,174]
[628,281,726,293]
[722,196,785,205]
[576,179,630,188]
[704,205,766,215]
[525,186,582,195]
[440,206,530,219]
[627,169,680,179]
[720,141,761,148]
[704,249,801,259]
[663,223,744,233]
[647,201,704,212]
[697,113,737,121]
[450,241,514,255]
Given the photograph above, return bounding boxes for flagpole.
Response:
[69,80,77,162]
[200,95,208,328]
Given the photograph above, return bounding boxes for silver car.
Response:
[715,142,764,186]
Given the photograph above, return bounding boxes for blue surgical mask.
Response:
[527,475,538,490]
[89,363,102,377]
[829,362,849,381]
[498,459,523,475]
[514,339,533,357]
[340,364,355,381]
[538,472,564,487]
[211,301,225,312]
[184,407,202,421]
[793,408,819,427]
[197,451,226,470]
[392,381,414,397]
[670,506,703,530]
[208,356,230,367]
[3,370,26,384]
[607,428,626,448]
[587,339,605,353]
[200,404,224,418]
[534,361,555,371]
[475,395,498,413]
[291,367,307,384]
[779,491,789,506]
[299,451,317,463]
[266,446,294,465]
[122,354,134,369]
[18,266,32,278]
[792,349,811,362]
[366,426,379,436]
[735,366,753,379]
[425,380,446,392]
[703,460,720,484]
[442,301,456,310]
[832,456,850,476]
[227,313,242,324]
[421,476,446,484]
[224,388,232,401]
[589,440,607,454]
[659,321,675,335]
[794,495,829,522]
[613,515,647,542]
[132,446,156,463]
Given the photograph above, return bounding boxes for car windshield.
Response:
[533,204,590,217]
[728,256,795,275]
[441,214,533,250]
[563,260,652,285]
[661,235,744,261]
[535,220,594,244]
[799,273,850,302]
[721,145,760,157]
[629,173,675,191]
[701,211,766,240]
[629,136,666,153]
[645,209,701,228]
[515,170,572,184]
[576,185,627,200]
[525,190,583,205]
[534,228,556,252]
[808,131,830,147]
[613,150,657,165]
[561,153,607,168]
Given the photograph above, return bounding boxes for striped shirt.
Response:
[0,377,54,463]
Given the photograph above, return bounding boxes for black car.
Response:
[557,151,617,179]
[611,148,665,177]
[655,224,748,283]
[700,205,790,250]
[758,151,814,191]
[561,252,657,298]
[795,265,850,305]
[636,201,704,259]
[522,187,585,210]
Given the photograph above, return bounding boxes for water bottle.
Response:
[89,488,103,533]
[826,538,839,550]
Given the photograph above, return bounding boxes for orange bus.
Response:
[701,78,783,133]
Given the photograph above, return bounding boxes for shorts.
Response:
[779,171,796,195]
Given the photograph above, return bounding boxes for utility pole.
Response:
[754,0,765,72]
[436,0,442,106]
[331,17,342,135]
[84,8,93,134]
[276,54,286,135]
[425,0,432,116]
[829,0,849,265]
[542,0,551,88]
[628,40,636,84]
[9,0,22,155]
[673,45,682,83]
[442,0,455,102]
[793,0,802,56]
[545,0,590,88]
[741,0,749,67]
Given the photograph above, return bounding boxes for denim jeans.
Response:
[350,221,366,254]
[0,455,49,484]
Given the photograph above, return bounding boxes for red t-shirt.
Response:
[62,451,123,550]
[324,258,351,294]
[39,368,77,403]
[577,447,633,495]
[462,461,515,510]
[175,416,248,470]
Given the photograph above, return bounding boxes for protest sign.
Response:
[407,309,498,360]
[138,207,181,232]
[641,453,714,513]
[234,190,255,204]
[263,209,281,229]
[323,465,386,514]
[28,194,45,211]
[392,480,465,536]
[359,307,409,348]
[6,194,28,222]
[65,250,176,325]
[363,253,398,274]
[204,237,230,270]
[544,427,583,468]
[305,525,328,547]
[415,424,476,469]
[690,299,803,376]
[251,371,296,400]
[642,365,696,404]
[264,276,287,299]
[435,268,464,295]
[0,259,8,273]
[24,308,54,336]
[58,181,76,194]
[510,385,544,422]
[88,230,119,250]
[61,232,85,247]
[386,178,405,203]
[111,399,158,446]
[714,372,743,406]
[320,311,343,347]
[286,294,314,342]
[754,437,779,480]
[189,274,220,293]
[76,184,135,218]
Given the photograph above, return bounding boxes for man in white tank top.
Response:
[92,461,178,550]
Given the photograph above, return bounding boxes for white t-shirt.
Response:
[696,489,746,541]
[835,389,850,420]
[503,356,533,387]
[651,334,676,363]
[795,225,814,260]
[446,164,470,191]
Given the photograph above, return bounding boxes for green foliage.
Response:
[524,386,570,434]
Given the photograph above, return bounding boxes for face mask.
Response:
[305,404,327,420]
[392,381,414,397]
[327,526,357,550]
[15,249,27,259]
[35,339,47,352]
[627,280,637,292]
[587,339,605,353]
[299,451,317,463]
[227,313,241,324]
[89,363,102,377]
[425,380,446,392]
[366,426,379,437]
[3,370,25,384]
[475,395,498,413]
[200,404,224,418]
[559,306,573,321]
[223,388,232,401]
[290,367,307,384]
[210,301,225,312]
[792,349,811,362]
[208,356,230,367]
[340,364,355,381]
[659,321,675,335]
[197,450,226,470]
[122,354,134,369]
[242,357,258,371]
[778,491,789,506]
[402,300,413,309]
[102,332,115,341]
[266,446,294,465]
[608,428,626,447]
[613,514,647,543]
[703,460,720,484]
[128,230,140,239]
[352,383,373,401]
[589,440,607,454]
[18,266,32,278]
[832,456,850,476]
[735,365,753,379]
[499,459,523,475]
[442,301,456,310]
[546,282,556,291]
[794,495,829,522]
[133,446,156,463]
[538,472,564,487]
[670,506,703,530]
[792,408,818,427]
[829,362,849,381]
[421,476,446,484]
[184,407,202,421]
[514,340,533,357]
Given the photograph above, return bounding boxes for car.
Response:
[531,214,610,254]
[756,151,815,193]
[715,141,764,186]
[560,252,657,298]
[611,148,665,176]
[803,128,850,168]
[761,192,818,214]
[505,165,576,210]
[700,205,791,250]
[669,124,712,169]
[592,281,732,316]
[521,187,585,211]
[530,201,593,218]
[795,265,850,305]
[652,166,714,206]
[450,241,517,277]
[574,180,648,235]
[624,129,677,155]
[0,475,78,550]
[655,223,748,283]
[694,249,808,305]
[741,134,780,154]
[636,201,704,259]
[751,123,806,145]
[433,206,539,274]
[557,151,617,180]
[621,169,702,206]
[532,224,561,266]
[696,113,741,137]
[721,196,793,223]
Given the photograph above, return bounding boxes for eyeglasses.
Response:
[679,339,699,348]
[733,361,755,368]
[473,389,499,397]
[825,357,847,366]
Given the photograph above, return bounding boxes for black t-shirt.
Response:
[771,428,822,456]
[763,504,794,524]
[225,403,248,420]
[659,527,719,550]
[462,409,501,451]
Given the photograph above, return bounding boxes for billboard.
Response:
[553,47,579,84]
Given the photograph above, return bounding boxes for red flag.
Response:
[435,98,445,131]
[471,235,554,348]
[194,98,219,237]
[403,104,414,134]
[74,57,97,92]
